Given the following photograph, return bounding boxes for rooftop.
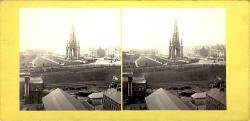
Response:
[206,88,226,105]
[42,88,89,110]
[191,92,206,99]
[145,88,190,110]
[88,92,103,99]
[103,88,121,104]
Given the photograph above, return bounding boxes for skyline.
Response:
[20,8,225,55]
[122,8,226,54]
[20,8,121,54]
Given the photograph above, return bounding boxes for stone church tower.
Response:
[66,22,80,60]
[169,19,183,59]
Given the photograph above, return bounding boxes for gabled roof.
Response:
[191,92,206,99]
[206,88,226,105]
[42,88,88,110]
[145,88,189,110]
[103,88,121,104]
[88,92,103,99]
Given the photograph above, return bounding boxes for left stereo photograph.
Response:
[19,8,121,111]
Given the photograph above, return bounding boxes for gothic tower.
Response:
[169,18,183,59]
[66,22,80,60]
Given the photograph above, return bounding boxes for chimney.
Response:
[128,76,133,97]
[24,76,30,104]
[24,76,30,97]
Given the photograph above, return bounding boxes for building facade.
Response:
[21,76,44,105]
[122,73,147,99]
[206,88,226,110]
[169,19,183,59]
[103,88,121,110]
[66,22,80,60]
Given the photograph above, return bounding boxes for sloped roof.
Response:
[88,92,103,99]
[206,88,226,105]
[191,92,206,99]
[145,88,190,110]
[103,88,121,104]
[42,88,88,110]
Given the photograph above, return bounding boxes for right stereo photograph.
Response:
[122,8,226,110]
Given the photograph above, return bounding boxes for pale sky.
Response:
[20,8,225,55]
[20,8,121,54]
[122,8,226,51]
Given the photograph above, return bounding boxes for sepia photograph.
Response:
[122,8,226,110]
[19,8,121,111]
[1,0,250,120]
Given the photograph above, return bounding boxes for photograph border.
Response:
[0,1,249,121]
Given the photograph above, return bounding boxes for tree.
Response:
[199,47,209,57]
[97,47,106,57]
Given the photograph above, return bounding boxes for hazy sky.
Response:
[122,8,226,50]
[20,8,225,55]
[20,8,121,54]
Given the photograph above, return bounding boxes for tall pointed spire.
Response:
[66,20,80,60]
[169,17,183,59]
[70,21,76,42]
[172,18,179,43]
[174,18,178,34]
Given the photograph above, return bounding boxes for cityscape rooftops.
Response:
[145,88,190,110]
[103,88,121,104]
[206,88,226,105]
[42,88,88,110]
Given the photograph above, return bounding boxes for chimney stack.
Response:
[128,76,133,97]
[24,76,30,104]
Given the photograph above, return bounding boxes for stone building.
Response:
[20,76,44,104]
[191,92,206,105]
[66,22,80,60]
[103,88,121,110]
[88,92,103,106]
[122,72,147,99]
[206,88,226,110]
[169,19,183,59]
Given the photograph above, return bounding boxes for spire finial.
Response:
[70,20,76,42]
[174,17,178,34]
